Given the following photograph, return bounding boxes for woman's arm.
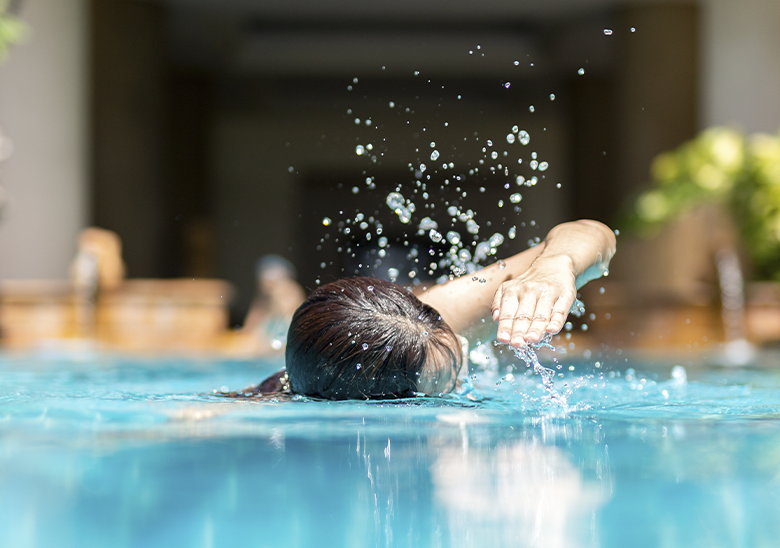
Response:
[419,219,616,347]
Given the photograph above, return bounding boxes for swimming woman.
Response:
[248,219,616,400]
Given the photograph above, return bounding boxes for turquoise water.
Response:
[2,351,780,548]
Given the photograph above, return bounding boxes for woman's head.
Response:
[285,277,463,400]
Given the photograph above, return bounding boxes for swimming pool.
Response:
[2,350,779,548]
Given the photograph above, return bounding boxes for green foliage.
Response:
[627,127,780,281]
[0,1,27,62]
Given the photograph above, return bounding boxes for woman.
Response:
[245,220,616,400]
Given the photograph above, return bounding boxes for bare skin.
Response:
[419,220,616,348]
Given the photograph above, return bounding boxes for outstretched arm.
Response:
[419,220,616,347]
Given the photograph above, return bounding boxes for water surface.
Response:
[1,351,779,548]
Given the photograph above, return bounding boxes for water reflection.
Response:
[432,440,607,547]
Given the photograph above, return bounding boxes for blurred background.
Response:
[1,0,779,354]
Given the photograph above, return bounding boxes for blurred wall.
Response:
[91,0,168,278]
[701,0,780,133]
[0,0,89,279]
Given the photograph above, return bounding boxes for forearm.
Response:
[419,243,545,334]
[533,220,616,288]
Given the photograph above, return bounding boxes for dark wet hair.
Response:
[284,277,462,400]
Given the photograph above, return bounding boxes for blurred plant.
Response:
[0,0,27,62]
[627,127,780,281]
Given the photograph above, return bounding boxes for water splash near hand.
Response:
[510,333,566,406]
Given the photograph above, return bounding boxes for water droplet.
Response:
[549,94,556,101]
[361,343,369,351]
[630,27,636,33]
[510,193,522,203]
[603,28,613,36]
[474,242,491,261]
[671,365,687,383]
[355,145,365,155]
[515,175,525,185]
[322,217,331,226]
[466,219,480,235]
[530,160,538,170]
[446,231,461,245]
[578,68,585,76]
[387,268,399,281]
[386,191,404,209]
[389,101,395,108]
[498,260,506,269]
[529,105,535,113]
[356,363,362,370]
[429,229,443,242]
[538,161,549,171]
[488,232,504,247]
[418,217,437,231]
[506,134,515,144]
[486,140,493,146]
[491,151,498,160]
[430,150,440,161]
[565,322,573,331]
[354,118,361,125]
[503,82,511,89]
[518,130,530,145]
[513,60,519,66]
[508,226,516,239]
[352,186,359,194]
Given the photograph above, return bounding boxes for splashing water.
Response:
[510,334,566,405]
[317,74,564,301]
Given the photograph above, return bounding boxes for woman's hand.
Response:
[491,254,577,347]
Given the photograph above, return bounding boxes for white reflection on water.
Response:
[431,440,607,547]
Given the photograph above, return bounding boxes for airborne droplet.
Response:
[518,131,530,145]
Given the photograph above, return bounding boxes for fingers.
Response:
[508,290,542,346]
[547,292,576,335]
[494,286,518,344]
[518,292,559,345]
[494,283,552,347]
[493,283,576,347]
[491,285,503,322]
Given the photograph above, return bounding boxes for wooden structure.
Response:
[0,278,233,353]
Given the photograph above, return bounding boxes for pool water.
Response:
[2,350,780,548]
